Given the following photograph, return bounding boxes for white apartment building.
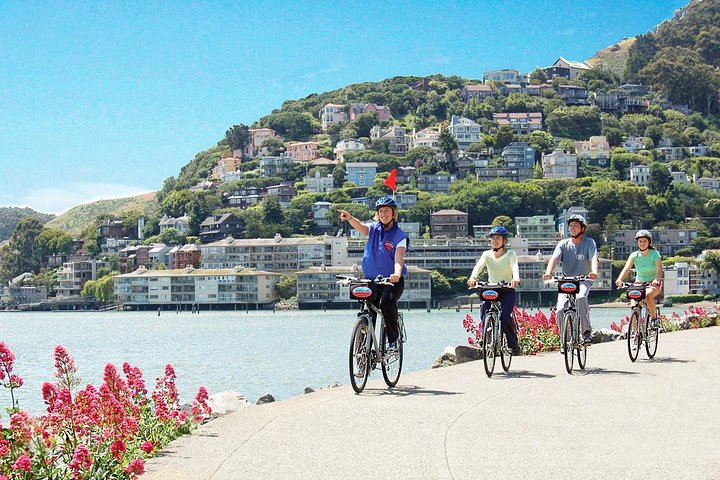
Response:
[542,151,577,179]
[114,266,280,308]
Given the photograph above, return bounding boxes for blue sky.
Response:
[0,0,687,215]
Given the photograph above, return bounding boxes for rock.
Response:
[325,382,342,389]
[256,393,276,405]
[303,387,315,394]
[432,346,457,368]
[208,390,249,415]
[592,328,623,344]
[455,345,482,364]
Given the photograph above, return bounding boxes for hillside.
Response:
[46,192,157,236]
[585,36,636,79]
[0,207,55,241]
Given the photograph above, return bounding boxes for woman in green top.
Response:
[467,226,520,355]
[615,229,663,326]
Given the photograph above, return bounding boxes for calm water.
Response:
[0,305,688,415]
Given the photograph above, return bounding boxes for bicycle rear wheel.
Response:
[627,309,640,362]
[482,314,497,377]
[349,316,370,393]
[500,331,513,372]
[563,312,575,374]
[381,328,403,387]
[645,313,659,359]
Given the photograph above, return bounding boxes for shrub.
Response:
[462,307,560,355]
[0,342,211,478]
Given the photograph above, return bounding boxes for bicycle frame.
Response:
[552,275,590,373]
[621,282,660,361]
[338,274,405,392]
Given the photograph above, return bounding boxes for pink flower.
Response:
[140,441,154,453]
[0,439,10,457]
[69,444,92,472]
[110,440,127,460]
[467,336,475,345]
[12,454,32,472]
[124,458,145,477]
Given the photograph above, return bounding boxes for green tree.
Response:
[648,162,673,194]
[260,137,286,156]
[491,215,513,231]
[430,270,452,298]
[35,228,73,258]
[546,106,602,140]
[0,217,44,281]
[438,128,458,173]
[225,124,251,158]
[494,126,515,151]
[275,274,297,300]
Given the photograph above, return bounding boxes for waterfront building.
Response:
[295,264,432,308]
[114,266,280,309]
[200,234,349,271]
[612,228,698,260]
[57,257,106,298]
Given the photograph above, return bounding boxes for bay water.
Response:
[0,305,689,416]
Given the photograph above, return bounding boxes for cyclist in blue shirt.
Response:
[339,196,408,349]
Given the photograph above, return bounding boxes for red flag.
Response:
[384,168,397,192]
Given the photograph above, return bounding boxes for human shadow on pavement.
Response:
[583,367,639,376]
[361,385,462,397]
[503,369,555,379]
[640,356,695,364]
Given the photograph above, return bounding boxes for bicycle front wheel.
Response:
[563,312,575,374]
[382,328,403,387]
[577,340,587,370]
[482,314,497,377]
[349,316,370,393]
[627,310,640,362]
[500,331,513,372]
[645,313,659,359]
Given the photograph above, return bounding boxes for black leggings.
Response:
[371,277,405,343]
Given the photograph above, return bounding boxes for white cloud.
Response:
[14,182,154,215]
[557,28,576,37]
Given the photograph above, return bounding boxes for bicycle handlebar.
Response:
[548,275,592,282]
[617,281,651,289]
[336,274,394,286]
[468,281,512,290]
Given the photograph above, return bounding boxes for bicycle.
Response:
[550,275,590,374]
[337,275,406,393]
[619,282,660,361]
[469,281,517,377]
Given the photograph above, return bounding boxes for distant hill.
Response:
[46,192,157,236]
[0,207,55,241]
[585,36,636,79]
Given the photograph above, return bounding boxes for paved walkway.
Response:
[144,327,720,479]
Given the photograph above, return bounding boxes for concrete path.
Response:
[144,327,720,480]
